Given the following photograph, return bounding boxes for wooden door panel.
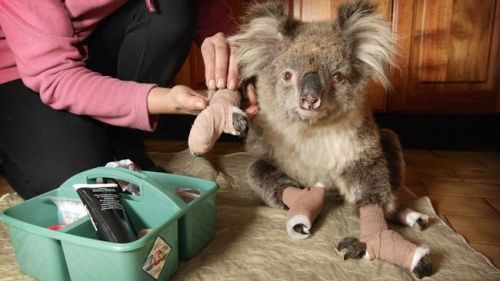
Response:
[415,0,494,83]
[414,0,454,82]
[391,0,500,112]
[293,0,391,21]
[293,0,334,21]
[447,0,493,82]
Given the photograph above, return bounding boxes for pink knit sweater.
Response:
[0,0,235,131]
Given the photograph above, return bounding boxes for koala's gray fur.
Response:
[229,0,400,212]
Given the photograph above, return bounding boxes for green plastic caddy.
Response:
[0,167,219,281]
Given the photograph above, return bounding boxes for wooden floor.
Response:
[1,139,499,268]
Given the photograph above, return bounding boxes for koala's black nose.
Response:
[300,72,322,110]
[301,72,322,98]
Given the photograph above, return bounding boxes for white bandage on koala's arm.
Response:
[188,89,241,155]
[360,204,428,271]
[282,184,325,239]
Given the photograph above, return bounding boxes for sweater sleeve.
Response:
[194,0,237,46]
[0,0,158,131]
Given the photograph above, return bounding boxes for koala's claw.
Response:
[232,112,249,138]
[412,254,433,279]
[293,223,309,235]
[406,212,429,230]
[338,236,366,260]
[414,217,429,230]
[337,236,359,251]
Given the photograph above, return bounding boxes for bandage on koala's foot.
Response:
[188,89,242,156]
[282,184,325,239]
[360,204,432,278]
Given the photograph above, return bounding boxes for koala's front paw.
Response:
[338,236,367,260]
[286,215,312,239]
[232,110,249,138]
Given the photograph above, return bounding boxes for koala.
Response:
[228,0,433,278]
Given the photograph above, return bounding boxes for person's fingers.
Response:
[186,89,208,111]
[172,87,208,114]
[245,105,259,118]
[227,47,238,90]
[245,83,259,118]
[190,89,209,104]
[246,83,258,106]
[147,86,210,115]
[214,39,229,89]
[201,40,216,90]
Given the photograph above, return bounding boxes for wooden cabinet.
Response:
[175,0,500,113]
[391,0,500,113]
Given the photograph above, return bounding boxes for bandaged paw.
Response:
[286,214,312,239]
[360,204,432,276]
[188,89,245,156]
[282,184,325,239]
[363,229,418,269]
[405,210,429,230]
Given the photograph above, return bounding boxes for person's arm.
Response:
[0,1,159,131]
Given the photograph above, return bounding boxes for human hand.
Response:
[201,32,238,91]
[201,33,259,118]
[147,86,208,115]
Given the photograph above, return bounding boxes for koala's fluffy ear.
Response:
[338,0,396,89]
[228,1,299,80]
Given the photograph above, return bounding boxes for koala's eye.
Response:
[283,71,293,81]
[332,72,344,84]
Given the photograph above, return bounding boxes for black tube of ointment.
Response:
[74,183,136,243]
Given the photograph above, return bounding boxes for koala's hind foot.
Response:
[338,236,432,279]
[338,205,433,279]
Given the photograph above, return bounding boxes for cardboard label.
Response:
[142,236,171,279]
